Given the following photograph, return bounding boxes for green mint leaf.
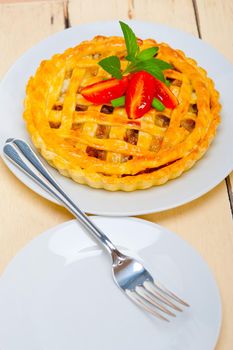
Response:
[154,58,172,70]
[125,54,137,62]
[130,59,165,82]
[141,65,165,82]
[98,56,122,79]
[137,47,158,61]
[119,21,139,59]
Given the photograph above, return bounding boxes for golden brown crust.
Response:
[24,36,221,191]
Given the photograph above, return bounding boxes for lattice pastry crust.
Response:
[24,36,221,191]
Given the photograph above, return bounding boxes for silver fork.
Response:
[3,138,189,322]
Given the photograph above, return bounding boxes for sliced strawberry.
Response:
[154,78,178,109]
[125,71,155,119]
[81,77,129,105]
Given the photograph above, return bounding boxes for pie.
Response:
[24,35,221,191]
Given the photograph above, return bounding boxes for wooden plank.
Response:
[130,0,198,35]
[0,0,69,273]
[0,0,64,77]
[0,1,232,349]
[68,0,129,25]
[0,0,51,3]
[226,176,233,213]
[194,0,233,61]
[68,0,198,35]
[194,0,233,209]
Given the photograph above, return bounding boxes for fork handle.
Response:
[3,139,120,258]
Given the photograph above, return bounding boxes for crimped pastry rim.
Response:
[24,35,221,192]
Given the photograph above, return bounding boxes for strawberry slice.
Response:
[154,78,178,109]
[125,71,155,119]
[81,77,129,105]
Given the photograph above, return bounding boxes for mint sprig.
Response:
[98,21,172,81]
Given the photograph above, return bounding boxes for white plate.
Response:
[0,217,221,350]
[0,21,233,216]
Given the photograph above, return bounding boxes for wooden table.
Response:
[0,0,232,348]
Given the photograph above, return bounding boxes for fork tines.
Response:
[127,280,189,322]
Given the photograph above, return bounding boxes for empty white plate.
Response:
[0,217,221,349]
[0,20,233,215]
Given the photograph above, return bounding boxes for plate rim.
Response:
[0,20,233,216]
[0,216,222,349]
[1,151,233,216]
